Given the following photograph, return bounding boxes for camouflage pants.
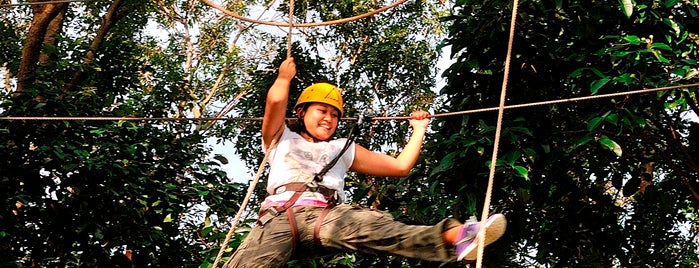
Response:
[223,204,461,268]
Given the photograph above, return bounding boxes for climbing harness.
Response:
[255,114,369,253]
[256,182,337,251]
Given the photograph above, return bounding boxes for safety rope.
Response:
[2,83,696,122]
[286,0,295,58]
[210,1,297,266]
[210,131,281,268]
[200,0,409,28]
[475,0,519,266]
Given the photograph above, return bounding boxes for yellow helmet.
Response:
[294,82,344,116]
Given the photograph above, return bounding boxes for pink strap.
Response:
[262,199,328,208]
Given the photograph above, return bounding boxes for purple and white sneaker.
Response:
[455,213,507,261]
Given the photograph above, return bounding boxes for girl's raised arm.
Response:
[261,57,296,148]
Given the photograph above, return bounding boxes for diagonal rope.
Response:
[210,131,280,268]
[210,1,296,266]
[475,0,519,267]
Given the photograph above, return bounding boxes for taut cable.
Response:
[1,83,697,122]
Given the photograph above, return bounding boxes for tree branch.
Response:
[684,90,699,117]
[64,0,125,92]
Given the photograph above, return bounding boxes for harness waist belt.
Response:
[274,182,336,200]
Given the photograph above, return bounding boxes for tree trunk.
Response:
[17,0,67,92]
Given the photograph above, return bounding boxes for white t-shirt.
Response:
[263,125,355,203]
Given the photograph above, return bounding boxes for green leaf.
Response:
[509,126,533,136]
[613,51,635,57]
[664,0,680,7]
[662,18,680,37]
[589,67,606,78]
[599,136,623,157]
[651,43,673,51]
[604,114,619,124]
[623,109,647,128]
[620,0,634,18]
[197,190,210,196]
[513,165,530,180]
[213,154,229,164]
[614,73,636,85]
[570,68,585,77]
[163,213,173,223]
[89,128,107,135]
[685,69,699,80]
[429,151,458,176]
[623,35,642,45]
[588,117,605,131]
[590,77,611,94]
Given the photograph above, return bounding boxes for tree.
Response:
[1,0,448,266]
[0,0,252,266]
[431,0,699,266]
[9,0,694,267]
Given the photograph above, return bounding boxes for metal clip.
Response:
[306,180,318,192]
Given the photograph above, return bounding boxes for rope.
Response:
[286,0,294,58]
[475,0,519,266]
[1,83,697,122]
[200,0,409,28]
[210,132,280,268]
[211,2,296,265]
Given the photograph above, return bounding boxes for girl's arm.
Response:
[262,57,296,148]
[349,110,430,177]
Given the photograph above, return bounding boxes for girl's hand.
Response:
[278,57,296,81]
[409,110,431,130]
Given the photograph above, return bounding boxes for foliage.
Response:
[2,0,697,267]
[0,0,447,267]
[0,0,249,266]
[432,0,699,267]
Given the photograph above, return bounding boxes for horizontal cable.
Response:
[0,83,697,122]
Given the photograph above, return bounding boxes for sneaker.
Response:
[455,213,507,261]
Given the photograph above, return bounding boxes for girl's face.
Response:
[300,103,340,141]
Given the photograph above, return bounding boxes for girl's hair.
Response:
[286,103,308,134]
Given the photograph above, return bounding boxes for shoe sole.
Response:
[457,213,507,261]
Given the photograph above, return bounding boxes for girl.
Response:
[224,57,505,267]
